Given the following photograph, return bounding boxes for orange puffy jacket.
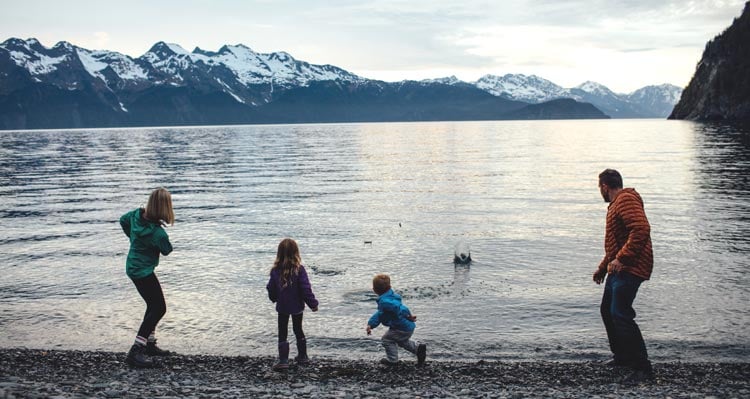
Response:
[598,188,653,280]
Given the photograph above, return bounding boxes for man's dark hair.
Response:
[599,169,623,189]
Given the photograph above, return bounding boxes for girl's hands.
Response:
[366,325,372,335]
[407,315,417,322]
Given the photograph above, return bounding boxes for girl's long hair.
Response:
[272,238,302,288]
[145,187,175,226]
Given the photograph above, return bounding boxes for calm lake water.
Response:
[1,120,748,362]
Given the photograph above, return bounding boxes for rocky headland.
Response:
[670,2,750,122]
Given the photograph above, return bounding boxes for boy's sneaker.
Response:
[417,343,427,366]
[379,358,398,367]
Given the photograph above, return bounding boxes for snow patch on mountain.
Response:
[215,77,246,103]
[3,39,70,76]
[628,84,682,104]
[575,81,616,97]
[79,49,149,83]
[421,76,462,85]
[76,50,108,79]
[475,74,570,103]
[166,43,190,55]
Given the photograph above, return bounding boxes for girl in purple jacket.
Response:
[266,238,319,370]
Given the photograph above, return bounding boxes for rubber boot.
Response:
[126,344,154,368]
[272,341,290,371]
[295,338,310,365]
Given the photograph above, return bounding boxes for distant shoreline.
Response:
[1,348,748,398]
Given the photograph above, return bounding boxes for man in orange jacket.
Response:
[593,169,654,384]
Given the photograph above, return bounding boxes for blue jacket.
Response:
[368,289,415,332]
[267,265,319,315]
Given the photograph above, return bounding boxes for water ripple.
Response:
[0,121,748,362]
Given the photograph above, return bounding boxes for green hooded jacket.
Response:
[119,208,173,280]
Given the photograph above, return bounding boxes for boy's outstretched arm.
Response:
[367,310,382,335]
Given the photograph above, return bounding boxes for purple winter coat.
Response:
[266,265,319,315]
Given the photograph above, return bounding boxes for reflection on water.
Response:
[692,123,750,254]
[0,120,748,362]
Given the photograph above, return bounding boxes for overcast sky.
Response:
[1,0,746,93]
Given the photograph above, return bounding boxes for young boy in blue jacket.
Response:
[366,274,427,366]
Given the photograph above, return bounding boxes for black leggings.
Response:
[132,273,167,339]
[278,313,305,343]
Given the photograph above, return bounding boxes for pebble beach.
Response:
[1,348,748,398]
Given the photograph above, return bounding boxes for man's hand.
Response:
[406,315,417,322]
[366,325,372,336]
[607,259,624,274]
[593,268,607,285]
[311,306,318,312]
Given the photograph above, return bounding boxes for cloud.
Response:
[1,0,745,91]
[287,0,744,75]
[93,32,110,48]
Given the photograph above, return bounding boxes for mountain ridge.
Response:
[2,37,686,129]
[447,73,681,118]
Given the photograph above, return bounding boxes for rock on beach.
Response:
[1,348,748,398]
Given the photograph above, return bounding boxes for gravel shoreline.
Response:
[1,348,748,398]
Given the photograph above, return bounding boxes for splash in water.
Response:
[454,242,472,265]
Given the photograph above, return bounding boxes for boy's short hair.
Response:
[372,274,391,295]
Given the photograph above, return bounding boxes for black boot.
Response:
[126,344,154,368]
[145,339,172,356]
[417,343,427,366]
[295,338,310,365]
[272,341,290,371]
[622,360,654,385]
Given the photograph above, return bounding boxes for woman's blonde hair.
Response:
[272,238,302,288]
[144,187,175,226]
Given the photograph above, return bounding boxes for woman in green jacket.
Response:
[119,187,175,368]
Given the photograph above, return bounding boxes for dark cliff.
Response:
[669,2,750,122]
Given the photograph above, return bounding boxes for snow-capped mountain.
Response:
[467,75,682,118]
[0,37,613,129]
[420,75,465,85]
[566,81,643,118]
[574,81,617,98]
[0,37,365,106]
[1,38,111,90]
[628,84,683,118]
[474,74,569,104]
[141,41,364,88]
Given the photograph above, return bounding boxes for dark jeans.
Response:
[132,273,167,339]
[601,271,651,370]
[278,313,305,343]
